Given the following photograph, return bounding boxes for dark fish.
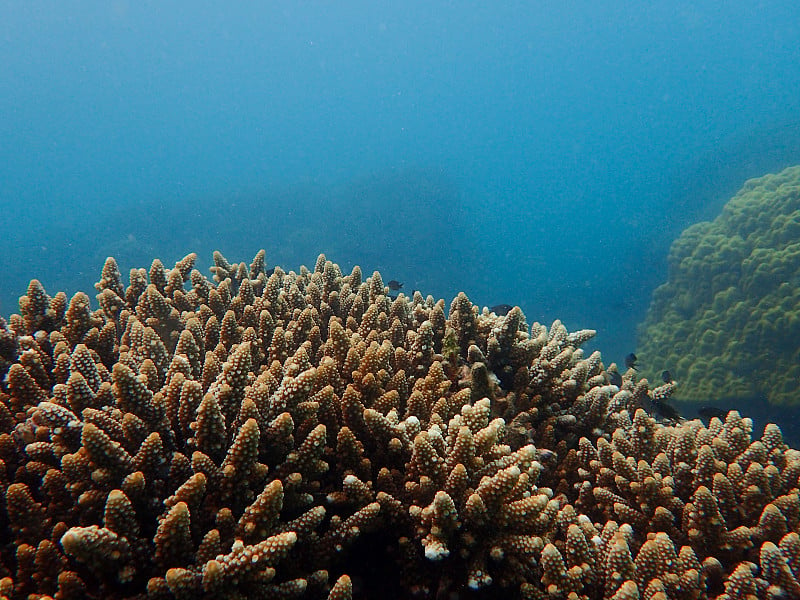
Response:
[490,304,514,316]
[651,398,681,421]
[388,294,398,301]
[386,280,403,291]
[608,370,623,387]
[624,353,638,370]
[266,267,276,276]
[661,370,673,384]
[698,406,728,420]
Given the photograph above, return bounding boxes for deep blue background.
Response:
[3,1,800,368]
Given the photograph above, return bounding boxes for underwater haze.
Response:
[3,1,800,367]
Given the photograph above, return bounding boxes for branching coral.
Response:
[0,251,797,599]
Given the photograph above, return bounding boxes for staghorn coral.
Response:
[637,165,800,406]
[0,251,796,599]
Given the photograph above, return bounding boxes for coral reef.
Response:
[0,250,798,599]
[637,165,800,405]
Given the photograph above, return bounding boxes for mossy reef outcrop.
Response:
[638,165,800,406]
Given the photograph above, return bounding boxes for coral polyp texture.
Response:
[637,165,800,406]
[0,250,798,599]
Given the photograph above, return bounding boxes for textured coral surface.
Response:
[637,165,800,406]
[0,251,798,599]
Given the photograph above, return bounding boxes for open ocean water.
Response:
[2,3,800,434]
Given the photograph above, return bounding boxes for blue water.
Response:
[2,1,800,374]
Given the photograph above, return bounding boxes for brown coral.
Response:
[0,251,797,599]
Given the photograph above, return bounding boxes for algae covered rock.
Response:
[637,165,800,405]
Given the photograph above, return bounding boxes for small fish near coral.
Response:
[608,369,623,387]
[648,396,682,421]
[489,303,514,316]
[385,279,403,291]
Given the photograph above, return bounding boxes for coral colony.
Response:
[639,165,800,407]
[0,249,798,599]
